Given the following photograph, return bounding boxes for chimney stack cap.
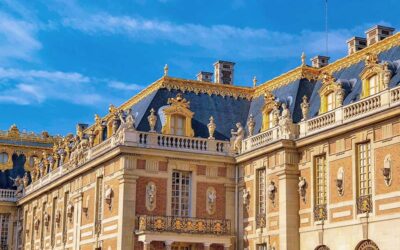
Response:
[213,60,235,85]
[196,71,213,82]
[311,55,330,68]
[365,25,395,34]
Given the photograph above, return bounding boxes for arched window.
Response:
[162,93,194,137]
[319,72,344,114]
[0,153,8,164]
[355,239,379,250]
[171,115,186,136]
[315,245,330,250]
[261,91,279,132]
[360,53,392,98]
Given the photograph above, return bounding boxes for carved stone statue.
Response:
[247,114,256,136]
[231,123,245,154]
[164,64,169,76]
[301,52,306,66]
[279,103,294,138]
[272,105,280,127]
[23,172,29,187]
[300,96,309,121]
[10,175,24,197]
[268,180,277,206]
[206,187,217,215]
[118,108,136,131]
[298,177,307,203]
[147,108,157,132]
[146,182,156,211]
[105,186,114,210]
[336,88,345,107]
[242,189,250,207]
[66,202,74,221]
[383,62,392,89]
[207,116,216,139]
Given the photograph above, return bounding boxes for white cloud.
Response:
[108,81,142,91]
[0,67,141,106]
[0,12,41,63]
[62,12,364,60]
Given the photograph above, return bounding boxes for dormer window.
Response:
[360,53,392,98]
[162,93,194,137]
[319,72,345,114]
[261,91,279,132]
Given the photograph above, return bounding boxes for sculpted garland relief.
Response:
[206,187,217,215]
[146,182,156,211]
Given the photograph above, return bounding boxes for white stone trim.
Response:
[332,210,351,219]
[379,202,400,211]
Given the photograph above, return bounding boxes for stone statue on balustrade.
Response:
[119,108,136,131]
[272,104,280,127]
[383,62,392,89]
[279,102,295,139]
[10,175,24,197]
[300,96,309,121]
[231,123,245,154]
[247,114,255,136]
[23,173,29,188]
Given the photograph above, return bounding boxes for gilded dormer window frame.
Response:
[261,91,279,132]
[359,53,390,98]
[319,72,344,114]
[162,93,195,137]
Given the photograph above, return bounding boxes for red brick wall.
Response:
[136,176,167,215]
[196,182,226,219]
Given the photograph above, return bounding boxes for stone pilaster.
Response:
[117,157,138,250]
[277,168,300,250]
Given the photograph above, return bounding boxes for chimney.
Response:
[213,60,235,85]
[347,37,367,55]
[311,55,330,68]
[365,25,395,46]
[196,71,213,82]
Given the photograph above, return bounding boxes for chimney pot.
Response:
[213,60,235,85]
[311,55,330,68]
[365,25,395,46]
[346,37,367,55]
[196,71,213,82]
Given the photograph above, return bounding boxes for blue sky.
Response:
[0,0,398,135]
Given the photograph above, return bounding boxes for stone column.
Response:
[204,243,212,250]
[143,241,151,250]
[116,156,138,250]
[165,240,173,250]
[277,168,300,250]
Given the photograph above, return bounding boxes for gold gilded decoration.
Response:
[161,93,195,137]
[319,72,345,113]
[147,108,157,132]
[360,52,392,98]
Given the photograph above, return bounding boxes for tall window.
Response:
[368,75,378,96]
[171,171,191,217]
[62,192,69,244]
[51,198,57,247]
[315,155,327,206]
[326,92,334,112]
[95,177,104,233]
[0,214,10,249]
[257,169,266,215]
[171,115,185,136]
[358,142,372,197]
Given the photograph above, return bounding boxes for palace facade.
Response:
[0,25,400,250]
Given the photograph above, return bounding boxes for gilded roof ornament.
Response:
[253,76,257,88]
[167,93,190,109]
[164,64,169,76]
[301,52,306,66]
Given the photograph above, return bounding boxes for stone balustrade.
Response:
[0,189,17,202]
[24,130,232,195]
[241,85,400,154]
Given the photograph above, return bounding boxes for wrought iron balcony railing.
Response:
[357,194,372,214]
[136,215,231,235]
[313,204,327,221]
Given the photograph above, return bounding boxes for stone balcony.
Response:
[24,131,232,195]
[0,189,17,202]
[241,85,400,154]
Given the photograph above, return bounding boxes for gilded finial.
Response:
[301,52,306,66]
[164,64,169,76]
[253,76,257,88]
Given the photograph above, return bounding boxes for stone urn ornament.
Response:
[207,116,216,139]
[147,108,157,132]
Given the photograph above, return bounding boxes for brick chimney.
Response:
[213,60,235,85]
[196,71,213,82]
[311,55,330,68]
[347,37,367,55]
[365,25,395,46]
